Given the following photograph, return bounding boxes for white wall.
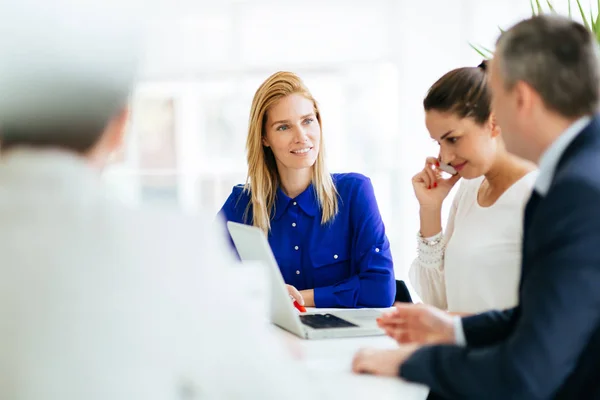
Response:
[105,0,539,286]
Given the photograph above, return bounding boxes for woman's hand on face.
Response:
[412,157,461,209]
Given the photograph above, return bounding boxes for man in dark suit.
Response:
[352,14,600,400]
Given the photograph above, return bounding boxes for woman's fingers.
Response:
[425,157,439,167]
[286,285,304,305]
[423,167,437,189]
[413,171,431,188]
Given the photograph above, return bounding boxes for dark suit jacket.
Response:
[400,116,600,399]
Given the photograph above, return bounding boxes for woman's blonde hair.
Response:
[244,71,338,233]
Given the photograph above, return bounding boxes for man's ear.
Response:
[103,107,129,152]
[514,80,535,119]
[86,107,129,168]
[489,112,501,138]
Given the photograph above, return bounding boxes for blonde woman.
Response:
[219,71,395,309]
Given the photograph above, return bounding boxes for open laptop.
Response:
[226,221,386,339]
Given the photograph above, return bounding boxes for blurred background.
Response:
[103,0,580,290]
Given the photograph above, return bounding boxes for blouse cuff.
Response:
[421,231,443,244]
[416,231,445,269]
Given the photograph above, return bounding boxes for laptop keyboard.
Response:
[299,313,359,329]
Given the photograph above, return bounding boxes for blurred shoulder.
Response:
[128,206,238,266]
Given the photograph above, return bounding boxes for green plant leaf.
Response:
[535,0,544,14]
[469,43,493,59]
[530,0,537,15]
[575,0,591,30]
[596,0,600,34]
[568,0,572,18]
[471,0,600,59]
[478,44,495,54]
[594,0,600,40]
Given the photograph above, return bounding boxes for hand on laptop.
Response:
[376,302,455,345]
[286,284,304,305]
[286,285,316,309]
[352,345,420,377]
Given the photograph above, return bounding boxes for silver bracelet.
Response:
[417,231,443,246]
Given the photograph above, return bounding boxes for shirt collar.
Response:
[535,116,591,196]
[273,183,318,220]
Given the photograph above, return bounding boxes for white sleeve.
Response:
[453,316,467,346]
[408,231,448,308]
[408,184,463,309]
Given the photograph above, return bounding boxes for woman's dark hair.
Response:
[423,60,491,125]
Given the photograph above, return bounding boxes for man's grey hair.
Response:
[495,14,600,118]
[0,0,142,152]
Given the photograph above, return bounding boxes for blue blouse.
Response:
[218,173,396,308]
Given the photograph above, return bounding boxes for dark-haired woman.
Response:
[408,61,538,314]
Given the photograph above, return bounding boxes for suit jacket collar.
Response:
[535,115,592,196]
[523,114,600,238]
[555,114,600,179]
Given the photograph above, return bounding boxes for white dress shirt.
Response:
[453,115,592,345]
[0,149,325,400]
[410,172,537,314]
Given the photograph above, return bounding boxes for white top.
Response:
[409,171,538,314]
[0,149,331,400]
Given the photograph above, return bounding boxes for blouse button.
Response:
[296,270,301,275]
[293,202,297,206]
[294,246,299,251]
[292,222,296,227]
[375,248,380,253]
[333,254,338,259]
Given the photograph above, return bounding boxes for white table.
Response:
[235,268,430,399]
[272,308,430,399]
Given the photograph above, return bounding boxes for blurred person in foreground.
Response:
[352,14,600,400]
[0,1,327,399]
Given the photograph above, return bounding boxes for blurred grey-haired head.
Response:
[495,14,600,118]
[0,0,143,152]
